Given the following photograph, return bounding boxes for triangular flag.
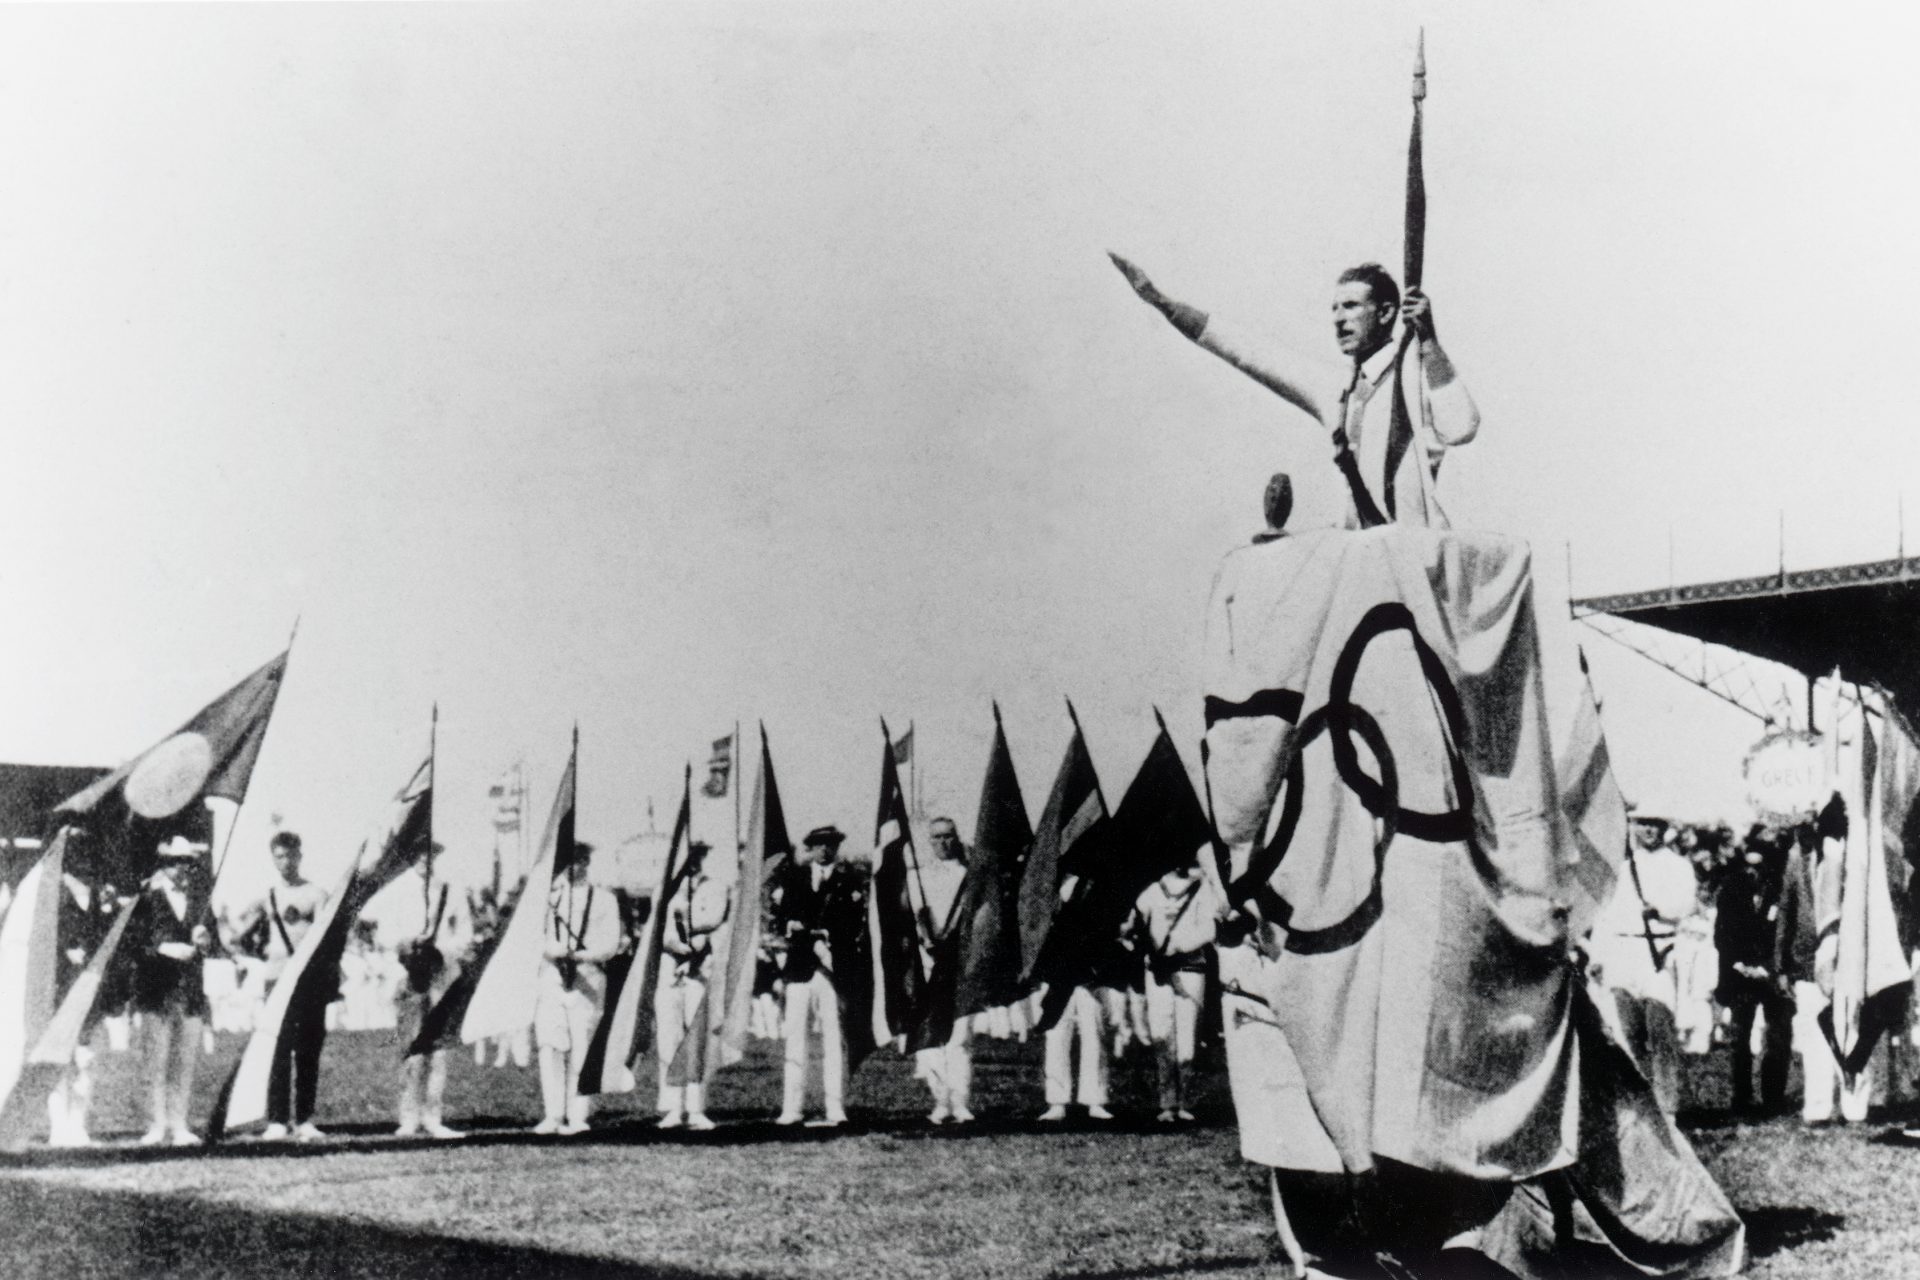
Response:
[865,719,925,1058]
[705,723,790,1077]
[1018,701,1108,986]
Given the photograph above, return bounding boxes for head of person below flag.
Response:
[803,825,845,849]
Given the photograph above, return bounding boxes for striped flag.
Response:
[1018,701,1108,986]
[705,723,789,1075]
[580,767,691,1095]
[866,719,925,1055]
[414,738,572,1053]
[212,752,433,1136]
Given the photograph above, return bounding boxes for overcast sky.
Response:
[2,3,1913,906]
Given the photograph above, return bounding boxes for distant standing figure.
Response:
[655,840,731,1130]
[1715,827,1792,1114]
[770,825,865,1127]
[533,842,622,1135]
[914,817,974,1125]
[133,836,213,1147]
[392,853,467,1140]
[1588,820,1697,1113]
[1776,805,1871,1125]
[1131,860,1217,1122]
[230,830,332,1141]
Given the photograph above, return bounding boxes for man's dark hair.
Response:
[270,831,302,853]
[1337,263,1400,313]
[1263,472,1293,532]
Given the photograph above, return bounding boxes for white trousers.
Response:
[398,1051,448,1130]
[915,1021,973,1112]
[1044,987,1109,1106]
[1794,981,1873,1123]
[782,970,845,1118]
[140,1012,201,1136]
[534,966,603,1126]
[655,975,709,1116]
[1146,969,1205,1111]
[47,1047,95,1147]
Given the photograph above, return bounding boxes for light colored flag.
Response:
[707,724,789,1075]
[489,763,524,835]
[702,734,733,799]
[0,833,68,1119]
[1557,650,1628,942]
[451,741,574,1046]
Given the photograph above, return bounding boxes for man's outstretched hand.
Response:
[1108,252,1161,304]
[1109,251,1207,341]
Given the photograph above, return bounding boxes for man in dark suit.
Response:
[769,825,867,1126]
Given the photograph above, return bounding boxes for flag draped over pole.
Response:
[413,735,574,1054]
[911,704,1030,1052]
[865,719,924,1057]
[581,766,691,1096]
[212,749,435,1136]
[706,724,789,1077]
[1018,700,1108,988]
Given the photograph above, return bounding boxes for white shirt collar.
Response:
[1354,337,1401,389]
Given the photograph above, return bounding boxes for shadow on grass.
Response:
[1741,1204,1845,1260]
[0,1177,768,1280]
[3,1110,1229,1170]
[1050,1258,1272,1280]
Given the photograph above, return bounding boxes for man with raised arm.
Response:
[1110,255,1479,530]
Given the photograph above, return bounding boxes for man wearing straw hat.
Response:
[132,835,214,1146]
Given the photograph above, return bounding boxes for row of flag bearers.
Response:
[0,640,1229,1149]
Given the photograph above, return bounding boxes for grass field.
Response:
[2,1025,1919,1279]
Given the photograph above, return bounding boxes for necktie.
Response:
[1332,363,1388,528]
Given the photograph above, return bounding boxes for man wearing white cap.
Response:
[133,835,213,1146]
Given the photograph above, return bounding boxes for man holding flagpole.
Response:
[533,840,621,1135]
[1111,256,1477,532]
[770,825,863,1127]
[132,835,214,1146]
[913,817,974,1125]
[654,839,730,1130]
[390,849,467,1140]
[230,830,331,1141]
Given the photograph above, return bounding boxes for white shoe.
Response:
[805,1113,846,1129]
[1087,1105,1114,1121]
[558,1120,590,1136]
[1038,1105,1067,1122]
[1175,1109,1195,1123]
[1156,1109,1176,1123]
[293,1122,325,1143]
[137,1127,167,1147]
[929,1104,951,1125]
[657,1111,685,1130]
[426,1123,464,1140]
[394,1123,422,1139]
[531,1117,562,1135]
[171,1130,201,1148]
[950,1107,975,1125]
[775,1111,804,1126]
[688,1114,716,1131]
[260,1123,290,1142]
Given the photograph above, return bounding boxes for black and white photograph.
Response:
[0,3,1916,1277]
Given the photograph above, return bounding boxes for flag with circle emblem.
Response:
[54,651,289,839]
